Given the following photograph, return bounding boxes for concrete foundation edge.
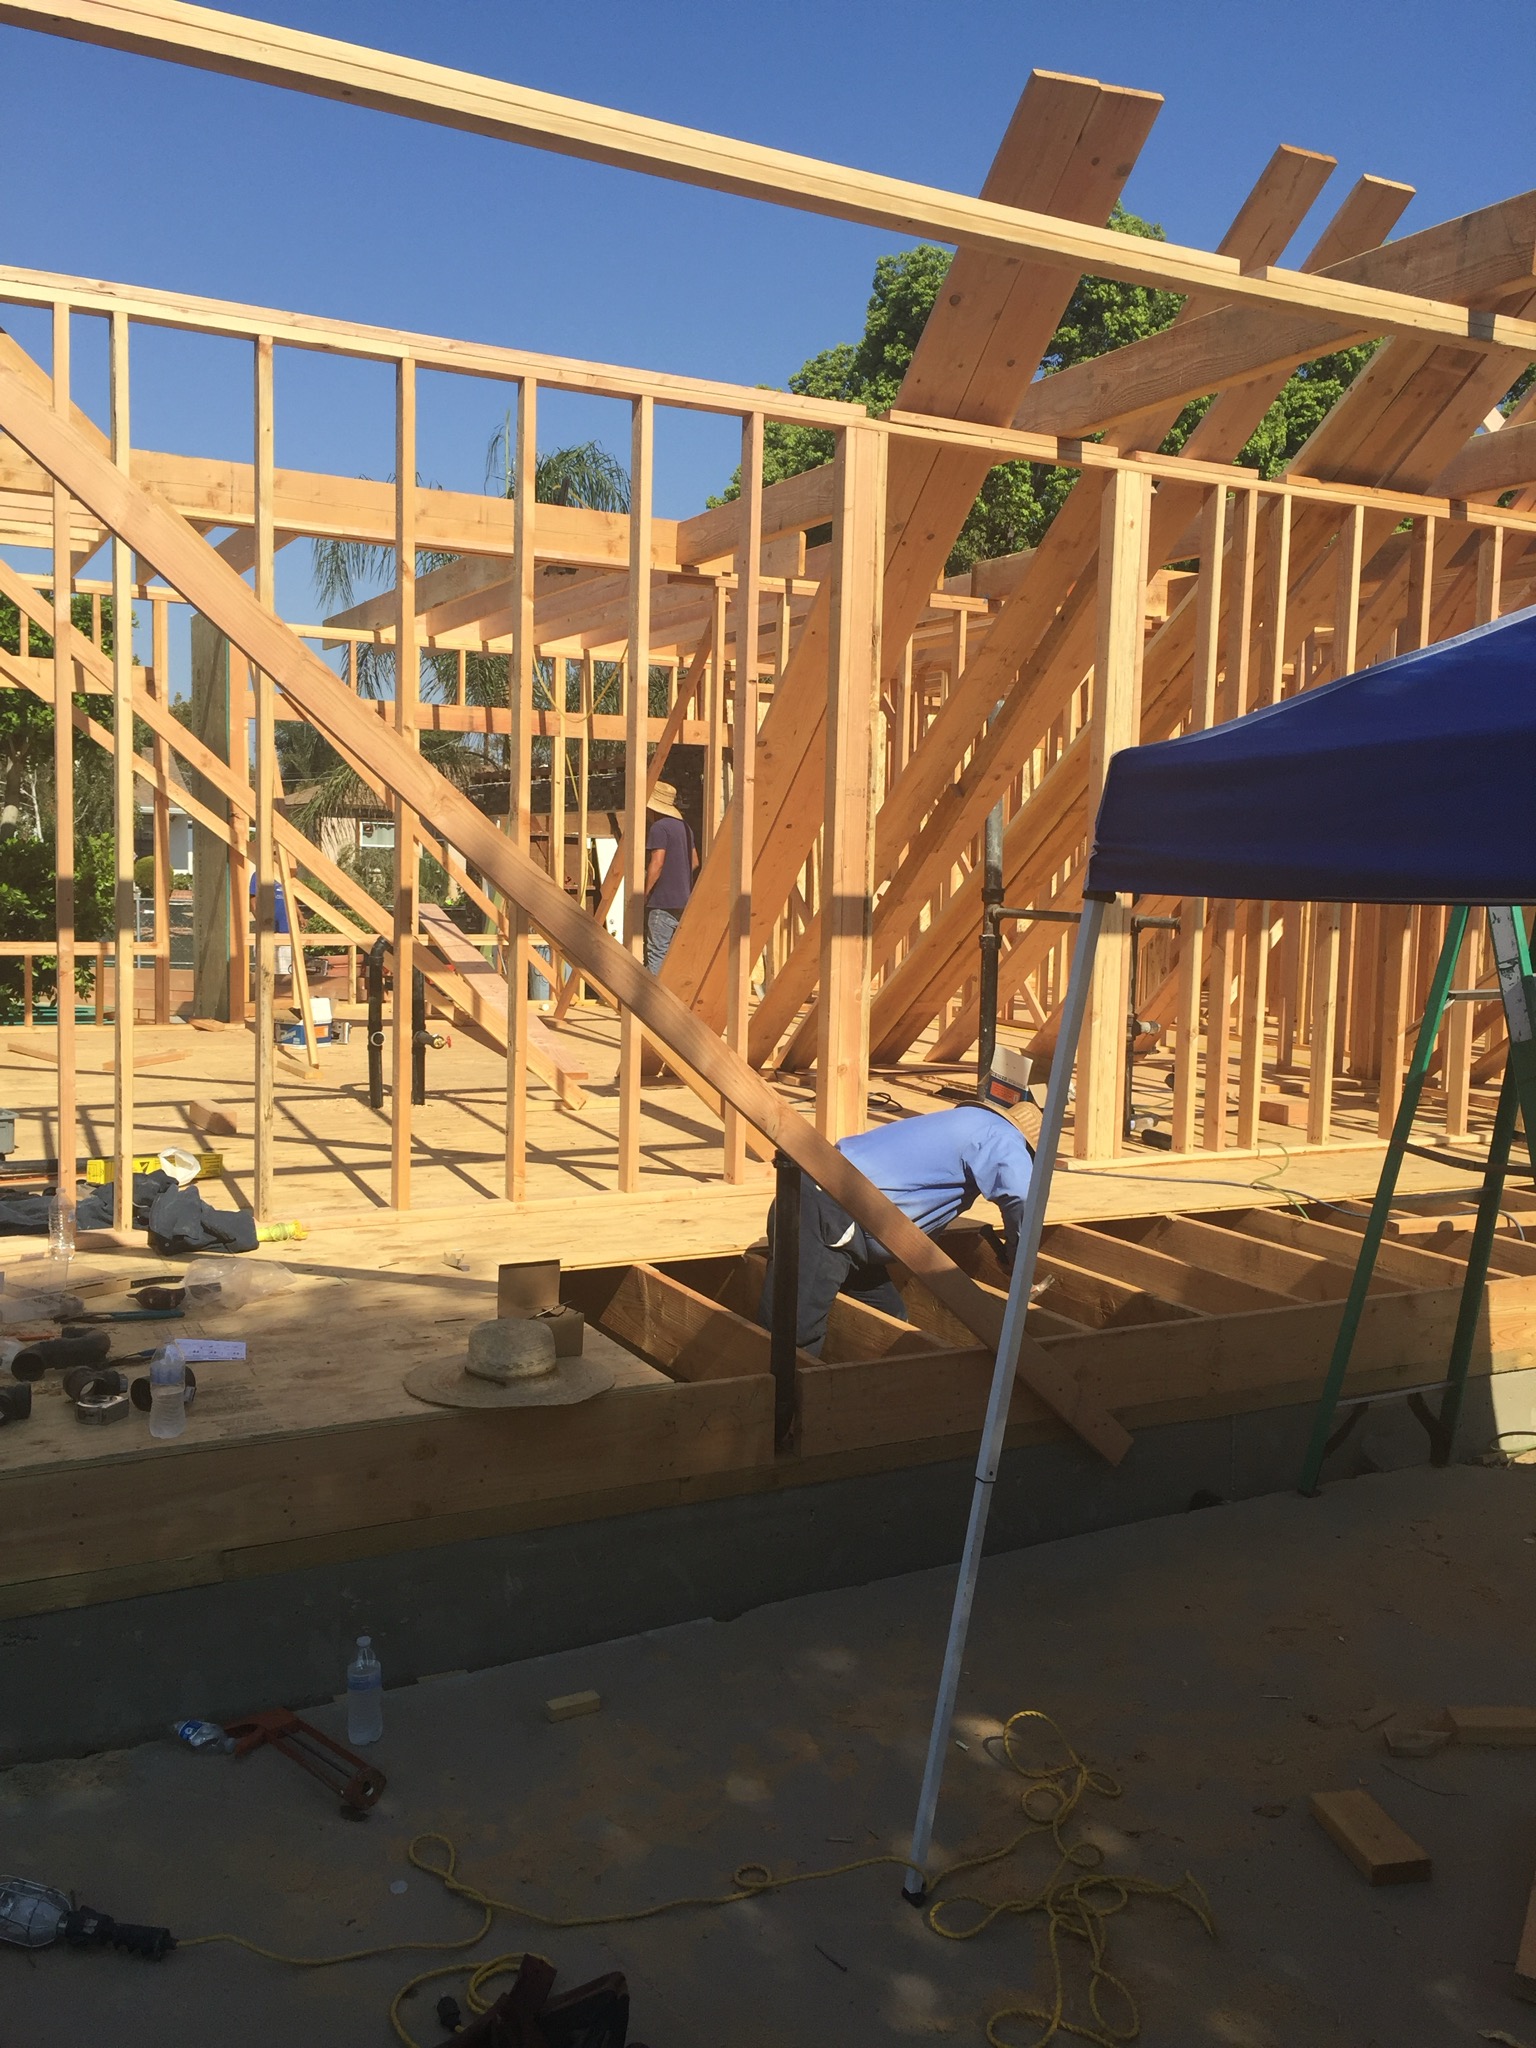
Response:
[0,1379,1512,1763]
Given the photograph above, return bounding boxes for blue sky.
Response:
[1,0,1532,661]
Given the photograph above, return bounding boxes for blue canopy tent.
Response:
[904,600,1536,1901]
[1087,603,1536,907]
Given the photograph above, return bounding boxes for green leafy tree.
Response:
[1,591,121,835]
[0,588,139,1019]
[1170,343,1379,480]
[0,829,115,1021]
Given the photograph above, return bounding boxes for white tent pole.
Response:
[902,892,1111,1901]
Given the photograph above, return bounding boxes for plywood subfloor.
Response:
[1,1012,1521,1627]
[0,1012,1497,1242]
[2,1010,773,1217]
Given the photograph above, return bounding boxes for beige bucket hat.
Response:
[404,1317,616,1410]
[647,780,683,821]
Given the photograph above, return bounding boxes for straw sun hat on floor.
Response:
[404,1317,615,1409]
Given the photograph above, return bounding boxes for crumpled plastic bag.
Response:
[184,1257,294,1312]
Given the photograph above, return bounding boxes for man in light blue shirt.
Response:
[758,1050,1035,1355]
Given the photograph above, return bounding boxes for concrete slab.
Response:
[5,1464,1536,2046]
[9,1382,1487,1765]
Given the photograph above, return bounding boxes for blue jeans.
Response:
[645,906,682,974]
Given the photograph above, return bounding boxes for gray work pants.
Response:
[757,1181,907,1357]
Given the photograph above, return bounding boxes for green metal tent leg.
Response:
[1487,906,1536,1176]
[1436,907,1536,1468]
[1434,1064,1519,1464]
[1297,904,1470,1495]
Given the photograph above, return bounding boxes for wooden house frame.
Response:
[0,6,1534,1381]
[5,5,1536,1660]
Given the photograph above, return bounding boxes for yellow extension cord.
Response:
[181,1710,1214,2048]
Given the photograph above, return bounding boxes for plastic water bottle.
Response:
[173,1718,235,1754]
[47,1193,76,1265]
[148,1342,188,1440]
[347,1636,383,1746]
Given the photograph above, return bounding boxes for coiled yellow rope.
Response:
[184,1708,1213,2048]
[923,1710,1214,2046]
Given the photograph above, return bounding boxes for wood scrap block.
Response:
[1384,1722,1451,1759]
[8,1041,191,1073]
[544,1690,600,1723]
[1260,1097,1309,1128]
[1381,1708,1450,1756]
[186,1100,239,1137]
[1447,1706,1536,1746]
[1514,1866,1536,2002]
[1309,1789,1431,1884]
[499,1260,561,1317]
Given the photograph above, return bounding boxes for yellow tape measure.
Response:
[84,1151,223,1185]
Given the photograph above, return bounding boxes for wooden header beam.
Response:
[4,3,1536,358]
[0,261,866,426]
[0,438,681,568]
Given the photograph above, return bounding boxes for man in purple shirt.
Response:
[643,780,698,972]
[758,1050,1036,1354]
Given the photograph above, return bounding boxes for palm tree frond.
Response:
[293,758,376,836]
[312,535,394,612]
[535,442,630,512]
[486,420,630,512]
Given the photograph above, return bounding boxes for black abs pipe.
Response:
[411,969,427,1106]
[770,1151,802,1451]
[976,800,1005,1096]
[366,938,388,1111]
